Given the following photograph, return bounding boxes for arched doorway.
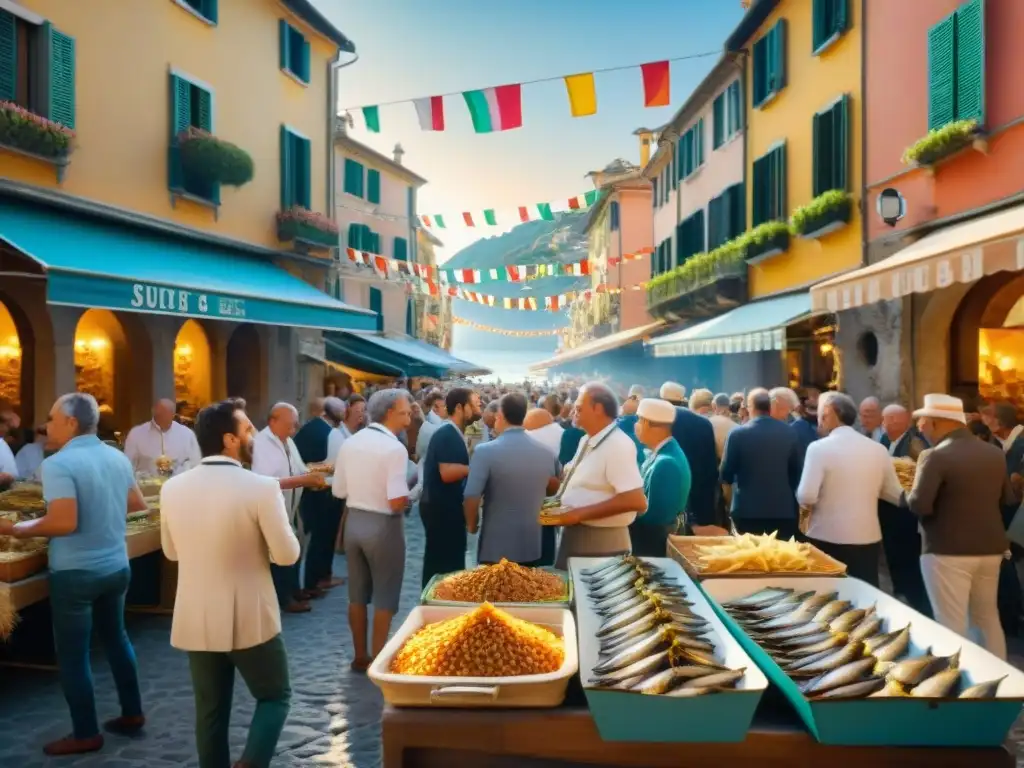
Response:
[0,298,32,417]
[226,323,266,418]
[174,319,212,421]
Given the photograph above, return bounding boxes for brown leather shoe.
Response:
[283,600,311,613]
[104,715,146,736]
[43,734,104,756]
[317,577,345,589]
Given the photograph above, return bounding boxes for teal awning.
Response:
[326,332,489,378]
[648,292,812,358]
[324,338,405,377]
[0,204,376,332]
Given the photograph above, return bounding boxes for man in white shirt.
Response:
[251,402,325,613]
[0,421,17,489]
[328,393,366,464]
[797,391,903,586]
[332,389,412,672]
[123,399,201,477]
[524,407,564,457]
[161,398,300,768]
[547,382,647,569]
[15,426,48,481]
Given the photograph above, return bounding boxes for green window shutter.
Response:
[405,299,415,336]
[203,0,218,24]
[730,81,743,133]
[45,25,76,129]
[752,37,766,106]
[394,237,408,261]
[695,209,705,254]
[834,0,849,36]
[812,110,829,197]
[343,159,362,197]
[347,224,360,249]
[0,11,16,103]
[652,178,658,209]
[696,118,705,166]
[367,169,381,204]
[834,94,849,191]
[298,136,311,208]
[774,144,787,220]
[168,76,192,190]
[955,0,985,124]
[196,87,212,132]
[813,0,826,51]
[279,126,293,208]
[927,14,956,129]
[300,37,311,83]
[752,155,765,226]
[770,20,787,93]
[279,20,291,72]
[712,94,725,149]
[356,161,365,197]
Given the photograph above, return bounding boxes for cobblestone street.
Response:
[0,513,436,768]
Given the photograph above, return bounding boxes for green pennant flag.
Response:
[537,203,554,221]
[362,106,381,133]
[584,189,600,206]
[484,209,497,226]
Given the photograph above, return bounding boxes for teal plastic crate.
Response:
[420,566,573,609]
[703,576,1024,747]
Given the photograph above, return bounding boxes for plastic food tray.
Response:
[420,566,573,609]
[667,535,847,581]
[569,556,768,743]
[703,576,1024,747]
[369,605,577,708]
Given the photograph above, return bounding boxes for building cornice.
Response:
[334,132,428,186]
[280,0,355,52]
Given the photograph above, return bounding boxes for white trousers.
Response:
[920,553,1006,660]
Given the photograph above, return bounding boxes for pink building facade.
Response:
[605,183,655,331]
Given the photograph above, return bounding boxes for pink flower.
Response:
[277,206,339,235]
[0,101,75,138]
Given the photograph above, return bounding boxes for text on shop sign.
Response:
[130,283,247,319]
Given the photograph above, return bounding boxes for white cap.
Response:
[628,385,645,398]
[912,393,966,424]
[637,398,677,425]
[660,382,686,402]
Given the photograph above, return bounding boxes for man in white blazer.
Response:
[161,399,300,768]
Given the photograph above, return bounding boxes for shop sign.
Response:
[130,283,247,320]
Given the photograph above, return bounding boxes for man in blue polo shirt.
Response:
[0,393,149,757]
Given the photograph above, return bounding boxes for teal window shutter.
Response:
[297,135,311,208]
[729,81,742,133]
[369,287,383,331]
[0,11,15,103]
[347,224,360,249]
[813,0,825,51]
[774,144,787,220]
[955,0,985,124]
[367,169,381,204]
[652,178,658,209]
[168,75,192,191]
[196,87,212,132]
[45,25,76,129]
[405,299,415,336]
[835,94,849,191]
[279,125,293,208]
[203,0,218,23]
[927,14,956,129]
[343,159,363,197]
[696,118,705,167]
[300,37,311,83]
[393,237,408,261]
[279,20,290,72]
[407,186,415,218]
[770,20,787,93]
[712,93,724,149]
[752,35,767,106]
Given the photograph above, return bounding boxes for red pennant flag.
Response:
[506,265,521,281]
[579,259,591,276]
[463,212,475,226]
[427,279,439,297]
[517,206,530,222]
[373,255,387,272]
[641,61,670,107]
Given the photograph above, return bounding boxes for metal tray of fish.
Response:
[569,555,768,743]
[703,577,1024,747]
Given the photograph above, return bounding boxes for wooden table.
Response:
[381,705,1014,768]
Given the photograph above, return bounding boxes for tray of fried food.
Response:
[538,497,569,526]
[0,483,45,516]
[668,532,847,579]
[892,457,916,492]
[423,559,571,607]
[305,462,334,475]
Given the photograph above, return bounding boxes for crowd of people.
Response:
[0,374,1020,766]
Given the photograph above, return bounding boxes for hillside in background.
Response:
[443,210,590,271]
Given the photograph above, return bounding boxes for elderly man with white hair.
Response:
[123,398,201,477]
[770,387,817,455]
[660,381,720,533]
[859,396,884,441]
[252,402,329,614]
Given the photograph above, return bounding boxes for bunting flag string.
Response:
[421,189,603,229]
[451,317,561,337]
[344,52,719,134]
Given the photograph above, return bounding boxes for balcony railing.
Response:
[646,258,747,321]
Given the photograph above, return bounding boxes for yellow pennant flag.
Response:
[564,72,597,117]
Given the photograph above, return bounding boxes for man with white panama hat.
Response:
[905,393,1012,659]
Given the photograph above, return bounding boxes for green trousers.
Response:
[187,634,291,768]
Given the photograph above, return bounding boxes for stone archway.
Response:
[0,293,34,420]
[173,319,213,420]
[226,323,268,419]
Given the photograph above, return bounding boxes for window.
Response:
[405,299,415,336]
[752,143,787,226]
[752,19,787,108]
[812,0,848,53]
[813,94,850,196]
[708,183,746,250]
[367,168,381,204]
[343,158,364,198]
[609,201,620,231]
[652,178,658,210]
[407,185,416,218]
[279,20,310,84]
[713,81,743,149]
[927,0,986,130]
[347,223,380,253]
[652,238,671,277]
[0,14,76,129]
[169,74,217,202]
[393,236,408,261]
[676,209,706,265]
[179,0,218,23]
[279,126,311,209]
[369,287,384,331]
[678,119,705,180]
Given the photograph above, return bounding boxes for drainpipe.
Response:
[328,50,360,226]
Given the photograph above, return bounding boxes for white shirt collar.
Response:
[1003,424,1024,453]
[587,421,618,444]
[151,420,174,433]
[201,456,241,466]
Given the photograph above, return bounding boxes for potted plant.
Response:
[902,119,980,167]
[277,207,340,247]
[0,101,74,160]
[742,220,791,263]
[790,189,853,238]
[177,127,254,187]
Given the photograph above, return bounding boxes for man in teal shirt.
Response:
[629,398,691,557]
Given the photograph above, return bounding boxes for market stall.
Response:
[370,547,1021,768]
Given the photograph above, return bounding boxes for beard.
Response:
[239,436,254,465]
[466,412,482,426]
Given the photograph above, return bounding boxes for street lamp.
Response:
[877,188,906,228]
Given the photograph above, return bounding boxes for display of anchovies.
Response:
[579,555,746,697]
[721,587,1007,700]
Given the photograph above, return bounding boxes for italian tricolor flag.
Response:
[567,189,602,210]
[461,209,498,227]
[566,260,591,276]
[413,96,445,131]
[463,84,523,133]
[518,203,554,222]
[421,214,446,228]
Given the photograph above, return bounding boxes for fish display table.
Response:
[381,703,1014,768]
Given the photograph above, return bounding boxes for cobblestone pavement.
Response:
[0,513,440,768]
[1,519,1023,767]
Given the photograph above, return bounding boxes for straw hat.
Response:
[659,382,686,402]
[912,394,966,424]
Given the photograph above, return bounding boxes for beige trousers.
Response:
[920,553,1006,660]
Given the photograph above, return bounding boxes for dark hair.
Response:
[968,420,993,441]
[445,387,474,416]
[423,390,444,409]
[749,391,771,415]
[347,393,366,407]
[499,393,528,427]
[196,399,245,458]
[995,402,1017,429]
[542,393,560,417]
[583,382,619,419]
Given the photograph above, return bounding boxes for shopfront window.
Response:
[0,301,21,410]
[174,319,212,421]
[978,328,1024,405]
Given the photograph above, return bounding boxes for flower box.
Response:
[0,101,74,180]
[791,191,852,239]
[646,245,748,320]
[743,228,790,265]
[177,128,253,187]
[902,119,981,168]
[277,207,339,247]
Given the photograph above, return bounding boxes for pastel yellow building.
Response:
[727,0,863,298]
